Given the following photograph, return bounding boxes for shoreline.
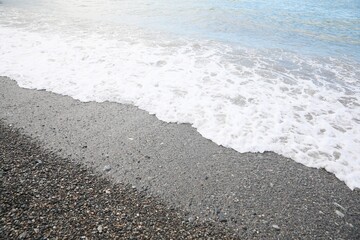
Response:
[1,76,359,238]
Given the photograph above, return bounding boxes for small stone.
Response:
[346,222,354,228]
[19,231,27,239]
[103,165,111,172]
[214,207,221,215]
[218,213,227,223]
[34,228,39,233]
[35,159,43,164]
[335,210,345,218]
[272,224,280,231]
[333,202,346,212]
[188,216,195,223]
[97,225,103,233]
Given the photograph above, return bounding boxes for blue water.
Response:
[2,0,360,60]
[133,0,360,59]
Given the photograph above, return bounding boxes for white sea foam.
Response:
[1,6,359,189]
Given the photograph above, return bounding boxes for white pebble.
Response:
[335,210,345,218]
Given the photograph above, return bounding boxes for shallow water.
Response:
[0,0,359,189]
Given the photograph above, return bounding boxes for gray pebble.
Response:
[219,213,227,223]
[333,202,346,212]
[272,224,280,231]
[335,210,345,218]
[103,165,111,172]
[18,231,27,239]
[215,207,221,215]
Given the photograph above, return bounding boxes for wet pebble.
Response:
[335,210,345,218]
[103,165,111,172]
[219,213,227,223]
[272,224,280,231]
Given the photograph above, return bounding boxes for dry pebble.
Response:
[0,123,238,239]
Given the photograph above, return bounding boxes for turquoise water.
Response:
[3,0,360,59]
[127,0,360,59]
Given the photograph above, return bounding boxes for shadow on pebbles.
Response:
[0,122,238,239]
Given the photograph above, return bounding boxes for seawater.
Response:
[0,0,359,189]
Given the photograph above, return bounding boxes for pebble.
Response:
[219,213,227,223]
[97,225,103,233]
[215,207,221,215]
[18,231,27,239]
[335,210,345,218]
[103,165,111,172]
[272,224,280,231]
[346,222,354,228]
[333,202,346,212]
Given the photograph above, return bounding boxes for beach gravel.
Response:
[1,77,360,239]
[0,123,238,239]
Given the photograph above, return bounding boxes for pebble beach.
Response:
[1,77,360,239]
[0,122,238,239]
[1,0,360,238]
